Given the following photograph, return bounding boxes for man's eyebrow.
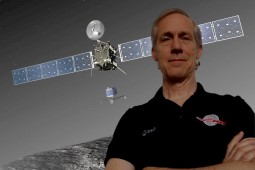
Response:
[160,31,192,37]
[179,31,192,37]
[161,32,173,37]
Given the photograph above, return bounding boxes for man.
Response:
[104,8,255,170]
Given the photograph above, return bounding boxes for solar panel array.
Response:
[12,52,93,85]
[198,15,243,45]
[12,15,244,85]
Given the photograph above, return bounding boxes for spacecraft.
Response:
[12,15,244,85]
[101,87,126,104]
[86,20,126,75]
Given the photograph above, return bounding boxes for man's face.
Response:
[152,13,202,82]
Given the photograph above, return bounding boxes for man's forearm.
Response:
[143,161,255,170]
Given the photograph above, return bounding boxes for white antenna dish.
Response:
[86,20,105,40]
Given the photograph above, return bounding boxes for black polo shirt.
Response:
[104,83,255,169]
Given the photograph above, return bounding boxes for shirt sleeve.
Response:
[104,108,139,167]
[235,96,255,137]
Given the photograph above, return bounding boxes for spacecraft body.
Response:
[93,40,118,71]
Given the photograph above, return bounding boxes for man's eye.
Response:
[162,37,170,41]
[182,36,191,40]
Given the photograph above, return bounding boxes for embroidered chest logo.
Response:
[142,127,156,136]
[196,114,226,126]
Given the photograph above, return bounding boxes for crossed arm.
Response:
[105,131,255,170]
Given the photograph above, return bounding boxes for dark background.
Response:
[0,0,254,165]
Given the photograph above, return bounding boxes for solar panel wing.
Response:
[213,15,244,41]
[140,37,152,57]
[57,56,75,76]
[41,60,58,79]
[12,68,27,85]
[26,64,42,82]
[118,39,143,62]
[198,22,216,45]
[73,52,93,72]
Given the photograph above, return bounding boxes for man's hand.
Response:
[142,131,255,170]
[224,131,255,162]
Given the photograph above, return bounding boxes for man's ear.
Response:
[197,46,203,60]
[152,48,158,61]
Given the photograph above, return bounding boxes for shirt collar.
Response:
[151,82,206,103]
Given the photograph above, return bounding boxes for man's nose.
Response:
[171,39,183,54]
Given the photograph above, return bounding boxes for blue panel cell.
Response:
[118,39,143,62]
[212,15,244,41]
[198,22,216,45]
[26,64,42,82]
[12,68,27,85]
[57,56,74,75]
[41,60,58,79]
[73,52,93,72]
[140,37,152,57]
